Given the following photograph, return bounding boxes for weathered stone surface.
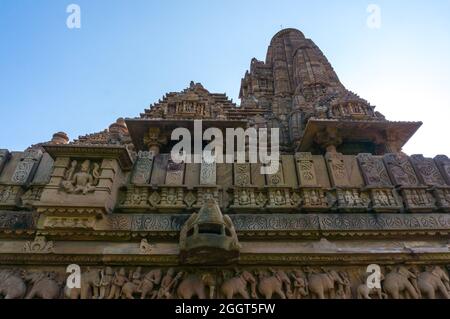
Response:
[11,149,42,185]
[165,160,184,185]
[200,162,216,185]
[150,154,169,185]
[131,151,153,184]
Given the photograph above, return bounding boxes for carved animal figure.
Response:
[65,268,102,299]
[357,273,387,299]
[177,273,216,299]
[308,269,344,299]
[417,266,450,299]
[24,272,61,299]
[220,270,257,299]
[258,269,291,299]
[121,267,143,299]
[0,269,27,299]
[383,266,419,299]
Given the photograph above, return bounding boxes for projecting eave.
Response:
[298,118,423,153]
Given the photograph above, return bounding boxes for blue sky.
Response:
[1,0,449,156]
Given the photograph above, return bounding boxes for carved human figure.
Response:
[336,271,352,299]
[344,190,356,206]
[377,190,390,206]
[258,269,292,299]
[220,270,257,299]
[307,269,344,299]
[65,268,102,299]
[121,267,143,299]
[289,270,309,299]
[107,268,128,299]
[417,266,450,299]
[62,160,99,195]
[383,266,420,299]
[274,190,285,206]
[157,268,184,299]
[310,190,320,205]
[0,269,27,299]
[96,267,114,299]
[177,273,216,299]
[24,272,62,299]
[137,269,162,299]
[239,190,250,206]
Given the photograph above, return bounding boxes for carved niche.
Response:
[61,159,101,195]
[11,149,43,184]
[131,151,154,184]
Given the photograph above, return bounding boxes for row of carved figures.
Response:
[1,265,449,299]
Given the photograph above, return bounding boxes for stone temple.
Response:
[1,28,449,299]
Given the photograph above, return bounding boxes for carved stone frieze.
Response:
[234,163,251,187]
[200,162,216,185]
[165,160,185,185]
[335,188,370,212]
[368,188,402,213]
[325,152,350,187]
[433,187,450,212]
[434,155,450,186]
[61,159,101,195]
[23,236,54,254]
[300,188,328,211]
[0,185,22,209]
[384,153,420,187]
[400,187,435,213]
[295,153,318,187]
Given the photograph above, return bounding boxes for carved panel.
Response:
[266,162,284,186]
[325,152,350,187]
[434,155,450,185]
[357,153,392,187]
[336,188,370,212]
[433,188,450,212]
[383,153,419,187]
[295,153,318,187]
[267,188,293,209]
[131,151,154,184]
[401,188,435,213]
[301,188,328,211]
[368,188,402,213]
[11,149,42,184]
[234,163,251,186]
[0,211,36,230]
[200,162,216,185]
[0,185,22,209]
[160,187,185,208]
[410,155,445,186]
[165,160,185,185]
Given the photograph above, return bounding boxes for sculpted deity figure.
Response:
[274,190,285,206]
[310,190,320,205]
[344,190,356,206]
[62,160,100,195]
[378,190,390,206]
[239,190,250,206]
[96,267,114,299]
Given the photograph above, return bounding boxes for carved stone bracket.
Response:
[325,152,350,187]
[410,155,446,186]
[11,149,43,185]
[295,153,318,187]
[131,151,154,184]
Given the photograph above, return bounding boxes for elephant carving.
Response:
[121,267,143,299]
[122,269,162,299]
[257,269,291,299]
[65,268,102,299]
[307,269,344,299]
[24,272,62,299]
[0,269,27,299]
[383,266,419,299]
[177,273,216,299]
[417,266,450,299]
[357,273,387,299]
[220,270,257,299]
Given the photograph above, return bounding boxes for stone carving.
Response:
[179,199,240,265]
[177,273,216,299]
[325,152,350,187]
[234,163,251,186]
[410,155,446,186]
[148,191,162,207]
[290,270,309,299]
[295,153,318,186]
[301,188,327,210]
[96,267,114,299]
[23,236,54,254]
[433,188,450,212]
[65,268,101,299]
[307,269,345,299]
[417,266,450,299]
[257,269,292,299]
[200,162,216,185]
[369,188,402,212]
[435,155,450,185]
[161,187,184,207]
[11,149,42,184]
[107,268,128,299]
[0,211,36,230]
[24,272,62,299]
[357,153,392,187]
[336,188,370,212]
[384,153,419,186]
[357,273,387,299]
[401,188,434,212]
[61,160,100,195]
[139,239,153,254]
[183,191,197,208]
[266,163,284,186]
[0,269,27,299]
[157,268,184,299]
[220,270,257,299]
[165,160,185,185]
[383,266,420,299]
[121,268,162,299]
[131,151,154,184]
[0,185,21,208]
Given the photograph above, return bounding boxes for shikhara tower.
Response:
[0,29,449,300]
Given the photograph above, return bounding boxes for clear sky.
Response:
[1,0,449,156]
